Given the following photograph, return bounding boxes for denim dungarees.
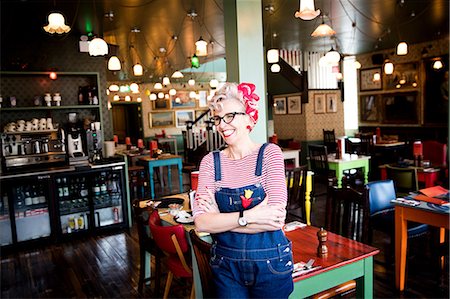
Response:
[210,143,294,298]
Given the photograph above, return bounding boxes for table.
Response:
[154,137,178,155]
[394,201,449,291]
[287,226,379,298]
[139,155,183,199]
[327,154,371,188]
[379,164,441,188]
[282,148,301,168]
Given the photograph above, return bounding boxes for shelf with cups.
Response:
[3,129,58,135]
[0,105,100,111]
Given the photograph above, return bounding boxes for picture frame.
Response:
[359,94,379,122]
[171,91,197,108]
[151,99,171,110]
[198,90,208,107]
[360,68,382,91]
[175,110,195,128]
[287,95,302,114]
[326,93,338,113]
[314,94,326,114]
[273,97,287,115]
[383,62,419,90]
[149,111,175,128]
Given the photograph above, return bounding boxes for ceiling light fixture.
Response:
[396,41,408,55]
[89,37,109,56]
[433,59,443,69]
[373,72,381,82]
[108,56,121,71]
[162,76,171,86]
[149,93,157,100]
[154,82,163,90]
[270,64,281,73]
[169,88,177,96]
[188,78,196,86]
[325,47,340,63]
[191,54,200,68]
[311,20,336,37]
[43,12,71,34]
[294,0,320,20]
[172,70,184,78]
[133,63,143,76]
[209,79,219,88]
[384,60,394,74]
[195,36,208,56]
[267,49,279,63]
[130,83,140,93]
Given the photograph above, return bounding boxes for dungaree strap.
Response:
[255,143,269,176]
[213,151,222,181]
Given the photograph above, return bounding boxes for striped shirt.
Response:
[193,143,287,217]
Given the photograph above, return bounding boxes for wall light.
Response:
[125,95,131,102]
[373,72,381,82]
[171,70,184,78]
[433,60,443,69]
[49,72,57,80]
[162,76,171,86]
[311,22,335,37]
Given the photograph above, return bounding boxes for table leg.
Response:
[336,166,343,188]
[168,165,172,193]
[178,160,183,193]
[363,166,369,185]
[395,207,408,291]
[149,166,155,199]
[305,172,312,226]
[355,257,374,299]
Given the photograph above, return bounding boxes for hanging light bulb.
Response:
[195,37,208,56]
[384,60,394,74]
[354,60,362,69]
[373,72,381,82]
[188,78,196,86]
[325,48,340,63]
[169,88,177,96]
[154,82,163,90]
[270,64,281,73]
[433,60,443,69]
[267,49,279,63]
[49,72,57,80]
[43,12,71,34]
[130,83,140,93]
[108,56,121,71]
[133,63,143,76]
[162,76,170,86]
[294,0,320,20]
[209,79,219,88]
[89,37,109,56]
[171,70,184,78]
[311,22,335,37]
[149,93,157,100]
[396,41,408,55]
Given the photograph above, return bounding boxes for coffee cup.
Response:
[25,121,33,131]
[31,118,39,125]
[17,123,25,132]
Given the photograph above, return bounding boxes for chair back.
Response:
[385,165,418,193]
[189,230,214,298]
[366,180,396,215]
[326,186,369,243]
[286,166,308,222]
[149,210,189,254]
[423,140,447,167]
[308,144,329,176]
[359,132,374,155]
[133,200,153,247]
[323,129,337,153]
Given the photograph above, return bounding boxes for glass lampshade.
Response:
[188,78,196,86]
[113,95,120,101]
[109,84,119,92]
[354,60,362,69]
[154,83,163,90]
[311,23,336,37]
[270,64,281,73]
[149,93,157,100]
[133,63,143,76]
[195,37,208,56]
[267,49,279,63]
[162,76,170,86]
[396,42,408,55]
[169,88,177,96]
[157,92,164,99]
[171,70,184,78]
[43,12,71,34]
[384,61,394,74]
[209,79,219,88]
[89,38,108,56]
[125,96,131,102]
[108,56,121,71]
[325,48,341,63]
[433,60,443,69]
[130,83,139,93]
[294,0,320,20]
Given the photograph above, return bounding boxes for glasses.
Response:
[211,112,246,126]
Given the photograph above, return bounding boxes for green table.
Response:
[327,154,371,188]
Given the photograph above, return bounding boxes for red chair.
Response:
[423,140,447,167]
[149,210,194,299]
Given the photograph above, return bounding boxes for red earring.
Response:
[247,125,252,131]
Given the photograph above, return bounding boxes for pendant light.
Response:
[266,5,279,64]
[130,83,140,93]
[43,12,71,34]
[133,63,143,76]
[169,88,177,96]
[311,20,335,37]
[162,76,170,86]
[108,56,121,71]
[396,41,408,55]
[354,60,362,69]
[433,60,443,69]
[325,47,340,64]
[195,37,208,56]
[191,54,200,68]
[209,79,219,88]
[267,49,279,64]
[384,60,394,75]
[149,93,157,101]
[89,38,109,56]
[154,82,163,90]
[188,78,196,86]
[270,64,281,73]
[171,70,184,78]
[294,0,320,20]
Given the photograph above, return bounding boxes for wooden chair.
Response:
[189,229,214,298]
[385,165,418,196]
[285,166,308,223]
[132,200,163,295]
[308,145,335,196]
[358,132,374,156]
[149,210,194,299]
[323,129,337,153]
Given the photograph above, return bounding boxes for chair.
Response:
[308,145,335,196]
[366,180,428,260]
[323,129,337,153]
[189,229,214,298]
[358,132,374,156]
[423,140,447,167]
[132,200,163,295]
[129,165,147,200]
[285,166,308,223]
[385,165,418,196]
[149,210,194,299]
[315,186,370,299]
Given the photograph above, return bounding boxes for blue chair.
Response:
[366,180,428,261]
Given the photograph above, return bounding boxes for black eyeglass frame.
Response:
[211,112,246,126]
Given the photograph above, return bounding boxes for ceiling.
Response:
[1,0,449,82]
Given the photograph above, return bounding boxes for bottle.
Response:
[78,215,84,230]
[92,177,101,197]
[38,185,46,204]
[62,178,69,198]
[78,87,84,105]
[100,173,107,195]
[56,178,64,199]
[31,184,40,205]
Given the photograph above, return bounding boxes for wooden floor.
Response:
[1,169,449,298]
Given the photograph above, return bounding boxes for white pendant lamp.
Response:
[162,76,171,86]
[189,91,197,99]
[384,60,394,74]
[154,82,163,90]
[267,49,279,63]
[137,97,142,103]
[209,79,219,88]
[396,42,408,55]
[195,37,208,56]
[270,64,281,73]
[294,0,320,20]
[130,83,140,93]
[169,88,177,96]
[433,60,443,69]
[89,38,109,56]
[157,92,164,99]
[354,60,362,69]
[109,84,119,92]
[171,70,184,78]
[373,72,381,82]
[149,93,157,100]
[43,12,71,34]
[108,56,121,71]
[125,95,131,102]
[113,95,120,101]
[311,23,336,37]
[133,63,143,76]
[325,48,340,63]
[188,78,196,86]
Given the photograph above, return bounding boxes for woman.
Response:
[193,82,293,298]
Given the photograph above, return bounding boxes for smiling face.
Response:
[213,98,251,146]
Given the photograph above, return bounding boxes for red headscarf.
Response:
[237,83,260,124]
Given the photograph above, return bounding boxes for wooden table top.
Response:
[285,226,379,282]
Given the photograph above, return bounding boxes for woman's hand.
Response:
[245,196,286,228]
[196,187,220,214]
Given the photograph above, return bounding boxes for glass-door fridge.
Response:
[0,189,12,245]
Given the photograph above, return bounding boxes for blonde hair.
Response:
[209,83,245,113]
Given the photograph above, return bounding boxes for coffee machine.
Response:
[65,113,88,166]
[86,122,103,163]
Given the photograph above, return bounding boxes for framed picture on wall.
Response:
[151,99,171,110]
[273,97,286,114]
[198,90,208,107]
[149,112,175,128]
[175,110,195,128]
[359,94,379,122]
[314,94,326,114]
[360,68,382,91]
[287,95,301,114]
[171,91,197,108]
[326,93,338,113]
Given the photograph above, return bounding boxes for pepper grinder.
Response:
[317,227,328,257]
